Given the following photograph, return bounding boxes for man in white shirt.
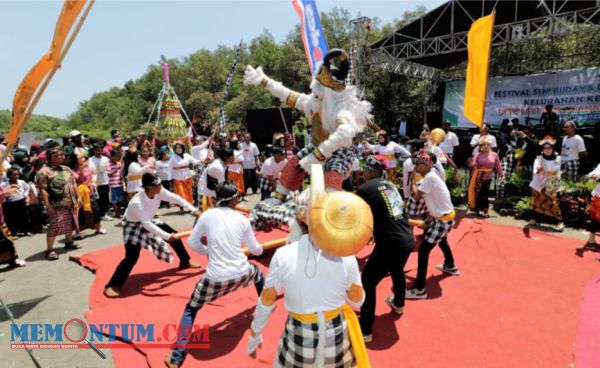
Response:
[197,147,234,211]
[104,173,202,298]
[439,120,460,158]
[560,120,587,181]
[166,181,263,367]
[470,124,497,156]
[406,151,460,300]
[258,146,287,200]
[246,171,369,367]
[239,133,260,195]
[88,144,112,220]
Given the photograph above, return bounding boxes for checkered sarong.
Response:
[424,218,455,244]
[47,207,77,237]
[561,160,579,181]
[297,145,354,179]
[258,175,274,194]
[406,195,427,219]
[249,193,298,228]
[496,154,515,198]
[187,263,263,309]
[122,220,173,263]
[276,314,355,368]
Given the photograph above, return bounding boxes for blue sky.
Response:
[0,0,444,119]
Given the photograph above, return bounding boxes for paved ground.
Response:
[0,192,589,368]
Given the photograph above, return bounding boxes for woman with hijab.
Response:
[529,136,564,232]
[169,143,201,210]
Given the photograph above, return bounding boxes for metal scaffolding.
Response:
[367,0,600,80]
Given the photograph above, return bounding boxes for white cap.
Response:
[69,130,82,137]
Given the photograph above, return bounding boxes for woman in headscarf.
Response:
[362,130,410,182]
[71,148,105,238]
[529,136,564,232]
[37,147,82,260]
[468,137,504,218]
[169,142,201,210]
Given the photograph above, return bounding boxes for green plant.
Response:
[509,171,532,189]
[514,196,532,219]
[561,179,595,197]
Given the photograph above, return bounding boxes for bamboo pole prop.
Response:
[0,0,95,174]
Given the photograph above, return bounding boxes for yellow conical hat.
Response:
[308,165,373,257]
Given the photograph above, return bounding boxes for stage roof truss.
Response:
[367,0,600,78]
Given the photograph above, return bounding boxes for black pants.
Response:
[243,169,258,194]
[260,190,272,201]
[106,222,191,289]
[414,237,455,290]
[26,204,44,233]
[360,247,412,335]
[475,179,491,211]
[97,185,110,217]
[3,199,28,236]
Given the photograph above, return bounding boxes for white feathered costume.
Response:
[244,49,372,227]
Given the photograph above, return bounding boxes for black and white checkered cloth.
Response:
[561,159,579,181]
[424,218,455,245]
[258,175,275,194]
[297,145,354,179]
[123,220,173,263]
[496,154,515,198]
[187,263,263,309]
[249,193,298,229]
[406,195,427,219]
[276,313,355,368]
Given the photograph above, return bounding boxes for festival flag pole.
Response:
[1,0,94,172]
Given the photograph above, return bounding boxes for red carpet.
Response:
[73,218,600,368]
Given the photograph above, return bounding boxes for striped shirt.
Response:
[107,161,123,187]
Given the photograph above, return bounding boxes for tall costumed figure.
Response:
[244,49,373,228]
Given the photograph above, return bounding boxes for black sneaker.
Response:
[436,264,460,276]
[405,287,427,300]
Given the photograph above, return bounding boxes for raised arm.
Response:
[244,65,310,111]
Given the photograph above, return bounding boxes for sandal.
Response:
[94,228,107,235]
[73,233,85,240]
[45,250,59,261]
[64,241,82,250]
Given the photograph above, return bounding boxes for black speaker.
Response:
[246,108,293,150]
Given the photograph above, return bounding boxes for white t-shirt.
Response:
[191,140,210,162]
[155,160,172,181]
[126,162,153,193]
[561,135,586,162]
[239,141,260,169]
[418,171,454,218]
[264,234,361,314]
[198,159,226,198]
[366,142,410,168]
[402,158,446,199]
[89,155,109,186]
[188,207,262,282]
[124,188,196,240]
[439,131,459,156]
[470,134,497,155]
[169,153,200,181]
[261,157,287,178]
[1,179,30,202]
[351,157,360,172]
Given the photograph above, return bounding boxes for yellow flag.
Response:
[7,0,87,145]
[463,13,495,128]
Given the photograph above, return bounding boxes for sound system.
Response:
[246,108,293,150]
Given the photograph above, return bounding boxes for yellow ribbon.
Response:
[127,175,143,181]
[436,210,456,221]
[77,183,92,212]
[468,168,492,210]
[290,304,371,368]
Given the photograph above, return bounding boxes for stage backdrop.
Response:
[443,67,600,127]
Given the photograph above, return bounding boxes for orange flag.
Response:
[463,13,495,128]
[7,0,87,145]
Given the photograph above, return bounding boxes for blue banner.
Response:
[292,0,328,76]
